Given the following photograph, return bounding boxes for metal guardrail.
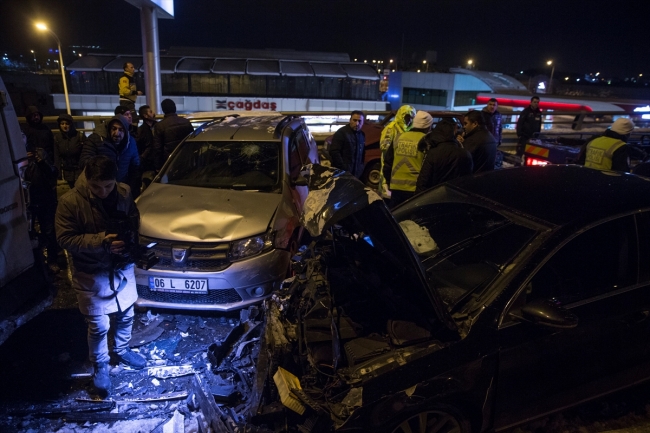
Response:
[19,110,640,135]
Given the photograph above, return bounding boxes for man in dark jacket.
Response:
[22,105,55,162]
[481,98,503,146]
[23,129,60,274]
[329,110,366,178]
[416,119,473,193]
[56,155,146,395]
[79,115,140,196]
[136,105,157,172]
[459,110,497,173]
[152,99,194,170]
[516,96,542,156]
[54,113,84,188]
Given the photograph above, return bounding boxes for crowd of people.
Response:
[332,98,506,208]
[23,95,194,271]
[20,63,194,395]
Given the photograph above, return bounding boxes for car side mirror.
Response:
[511,298,578,329]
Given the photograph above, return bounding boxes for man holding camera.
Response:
[56,155,146,395]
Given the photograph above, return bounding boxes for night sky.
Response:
[1,0,648,78]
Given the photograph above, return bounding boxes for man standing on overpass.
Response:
[516,96,542,157]
[118,62,142,120]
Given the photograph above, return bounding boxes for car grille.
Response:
[137,284,243,305]
[141,235,231,272]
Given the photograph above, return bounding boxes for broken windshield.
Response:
[393,186,537,309]
[158,141,281,191]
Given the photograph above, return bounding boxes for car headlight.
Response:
[230,231,275,261]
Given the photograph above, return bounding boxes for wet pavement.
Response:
[3,225,650,432]
[0,266,258,433]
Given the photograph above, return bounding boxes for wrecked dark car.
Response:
[229,164,650,432]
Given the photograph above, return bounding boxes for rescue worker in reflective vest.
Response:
[584,118,635,172]
[385,111,433,207]
[379,105,416,202]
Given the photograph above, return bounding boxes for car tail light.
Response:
[526,157,549,166]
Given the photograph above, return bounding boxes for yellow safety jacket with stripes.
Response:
[390,131,426,192]
[584,136,626,171]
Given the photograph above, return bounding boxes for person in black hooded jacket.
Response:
[416,119,473,193]
[54,113,84,188]
[22,105,55,164]
[79,115,140,196]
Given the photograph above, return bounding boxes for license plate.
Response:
[149,277,208,294]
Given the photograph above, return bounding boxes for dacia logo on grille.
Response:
[172,247,188,264]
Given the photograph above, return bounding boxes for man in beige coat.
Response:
[56,155,146,395]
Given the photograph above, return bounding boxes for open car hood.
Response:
[300,164,458,333]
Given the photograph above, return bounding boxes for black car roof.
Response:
[446,165,650,226]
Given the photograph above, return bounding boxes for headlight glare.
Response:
[230,232,274,261]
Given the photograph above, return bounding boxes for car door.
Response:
[493,214,650,430]
[287,128,311,215]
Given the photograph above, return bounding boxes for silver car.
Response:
[134,114,319,311]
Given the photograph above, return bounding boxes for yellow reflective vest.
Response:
[584,136,626,171]
[390,131,426,192]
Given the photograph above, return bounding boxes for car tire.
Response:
[362,161,382,188]
[386,407,471,433]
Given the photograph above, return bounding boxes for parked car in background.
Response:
[134,114,319,312]
[239,164,650,432]
[322,111,463,187]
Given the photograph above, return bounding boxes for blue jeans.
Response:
[84,305,134,364]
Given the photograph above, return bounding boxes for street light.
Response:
[467,59,473,69]
[546,60,555,95]
[423,60,428,72]
[30,50,36,71]
[35,22,70,114]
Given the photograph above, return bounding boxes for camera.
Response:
[106,211,159,270]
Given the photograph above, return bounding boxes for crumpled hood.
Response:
[136,183,282,242]
[300,164,382,238]
[300,163,458,332]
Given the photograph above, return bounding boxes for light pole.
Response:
[547,60,555,95]
[35,22,70,114]
[423,60,428,72]
[30,50,37,71]
[467,59,474,70]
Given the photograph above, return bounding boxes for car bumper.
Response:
[134,249,289,312]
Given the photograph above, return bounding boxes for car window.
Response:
[524,216,638,306]
[158,140,280,191]
[289,130,309,179]
[393,199,537,309]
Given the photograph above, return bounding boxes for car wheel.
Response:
[388,408,471,433]
[363,161,382,188]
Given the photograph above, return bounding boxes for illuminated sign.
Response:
[215,99,278,111]
[123,0,174,18]
[633,105,650,112]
